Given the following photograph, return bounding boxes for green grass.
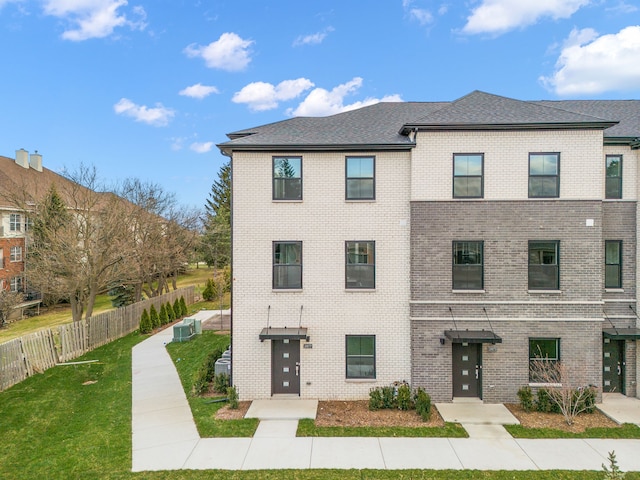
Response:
[297,419,468,438]
[166,331,258,437]
[506,422,640,438]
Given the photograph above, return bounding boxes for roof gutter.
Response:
[399,121,618,135]
[216,143,416,156]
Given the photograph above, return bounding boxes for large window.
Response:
[528,241,559,290]
[606,155,622,199]
[273,242,302,289]
[452,241,483,290]
[273,157,302,200]
[10,246,22,262]
[346,241,375,289]
[10,214,21,232]
[529,338,560,382]
[10,276,22,293]
[453,154,483,198]
[529,153,559,198]
[605,240,622,289]
[346,156,375,200]
[346,335,376,379]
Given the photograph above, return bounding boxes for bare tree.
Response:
[0,291,23,327]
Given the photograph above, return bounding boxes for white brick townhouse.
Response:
[217,91,640,402]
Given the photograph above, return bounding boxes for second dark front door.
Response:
[603,338,625,394]
[452,343,482,398]
[272,339,300,395]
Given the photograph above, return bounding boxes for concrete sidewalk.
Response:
[132,327,640,472]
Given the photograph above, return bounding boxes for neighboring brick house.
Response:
[218,91,640,402]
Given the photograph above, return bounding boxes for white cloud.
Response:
[179,83,219,99]
[113,98,175,126]
[43,0,147,41]
[540,26,640,96]
[293,27,334,46]
[409,8,433,25]
[184,32,253,71]
[232,78,315,111]
[462,0,591,36]
[288,77,403,117]
[190,141,213,153]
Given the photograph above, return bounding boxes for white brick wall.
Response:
[411,130,605,200]
[232,151,411,400]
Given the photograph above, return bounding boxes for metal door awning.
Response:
[445,330,502,344]
[603,328,640,340]
[259,327,309,341]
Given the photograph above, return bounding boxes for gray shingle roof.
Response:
[219,91,639,152]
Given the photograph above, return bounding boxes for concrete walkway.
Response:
[132,325,640,472]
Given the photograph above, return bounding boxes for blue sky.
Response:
[1,0,639,209]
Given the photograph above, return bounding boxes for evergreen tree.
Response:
[173,298,181,319]
[159,303,168,326]
[108,283,135,308]
[139,308,152,334]
[201,161,231,267]
[149,304,159,329]
[180,296,188,316]
[166,301,175,322]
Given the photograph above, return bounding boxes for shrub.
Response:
[173,299,181,319]
[214,373,230,394]
[149,304,159,329]
[369,387,384,411]
[180,296,188,316]
[414,388,432,421]
[227,386,239,409]
[222,265,232,292]
[397,384,413,411]
[193,348,224,395]
[517,386,534,412]
[166,302,175,322]
[576,386,597,414]
[381,386,396,409]
[202,278,215,301]
[536,388,561,413]
[139,308,152,334]
[159,304,168,326]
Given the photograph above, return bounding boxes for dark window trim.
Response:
[529,337,560,382]
[345,156,375,200]
[345,334,376,379]
[528,240,560,290]
[605,155,622,200]
[345,240,375,289]
[453,153,484,199]
[272,241,302,289]
[452,240,484,290]
[272,156,303,201]
[605,240,622,289]
[528,152,560,198]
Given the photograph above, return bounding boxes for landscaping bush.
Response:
[414,387,432,421]
[381,386,396,409]
[227,385,239,409]
[180,296,188,316]
[214,373,230,394]
[369,387,384,411]
[397,383,413,411]
[149,304,159,329]
[159,304,168,326]
[576,386,597,414]
[202,278,215,301]
[166,302,175,322]
[536,388,561,413]
[139,308,152,334]
[193,348,224,394]
[173,299,181,319]
[517,386,535,412]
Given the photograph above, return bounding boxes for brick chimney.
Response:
[15,148,29,168]
[30,151,43,172]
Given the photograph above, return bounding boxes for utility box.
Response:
[214,358,231,376]
[182,317,202,334]
[172,323,195,342]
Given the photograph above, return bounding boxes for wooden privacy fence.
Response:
[0,286,195,391]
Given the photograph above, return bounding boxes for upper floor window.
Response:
[605,240,622,289]
[529,338,560,382]
[273,241,302,289]
[10,214,21,232]
[10,276,23,293]
[346,156,375,200]
[528,241,559,290]
[346,335,376,379]
[452,241,483,290]
[10,246,22,262]
[346,241,375,289]
[24,217,33,231]
[273,157,302,200]
[529,153,559,198]
[605,155,622,199]
[453,154,483,198]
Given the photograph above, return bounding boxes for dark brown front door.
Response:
[603,338,625,394]
[272,339,300,395]
[452,343,482,398]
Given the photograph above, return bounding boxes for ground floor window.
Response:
[346,335,375,379]
[529,338,560,382]
[10,276,23,293]
[10,246,22,262]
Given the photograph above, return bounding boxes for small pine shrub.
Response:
[180,296,188,316]
[369,387,384,411]
[139,308,152,334]
[222,265,231,292]
[397,384,413,411]
[149,304,159,329]
[213,373,230,393]
[517,386,534,412]
[173,299,181,319]
[602,450,625,479]
[227,386,239,409]
[159,304,168,326]
[166,302,175,322]
[414,388,432,422]
[202,278,215,301]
